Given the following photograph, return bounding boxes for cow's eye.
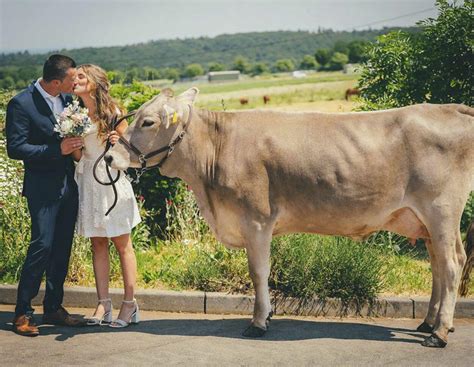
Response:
[142,119,155,127]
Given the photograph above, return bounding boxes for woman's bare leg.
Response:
[90,236,111,317]
[110,233,137,322]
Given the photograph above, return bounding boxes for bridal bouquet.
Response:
[54,100,92,137]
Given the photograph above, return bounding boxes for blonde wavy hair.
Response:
[78,64,124,139]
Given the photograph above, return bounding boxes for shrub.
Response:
[109,81,160,112]
[270,234,385,308]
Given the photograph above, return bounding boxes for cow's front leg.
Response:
[243,236,273,337]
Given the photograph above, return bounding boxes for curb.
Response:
[0,284,473,318]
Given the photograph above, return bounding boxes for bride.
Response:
[72,64,141,328]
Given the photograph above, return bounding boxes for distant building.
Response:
[343,63,359,74]
[292,70,307,78]
[208,70,240,82]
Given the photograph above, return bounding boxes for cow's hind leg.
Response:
[242,230,273,338]
[421,216,465,348]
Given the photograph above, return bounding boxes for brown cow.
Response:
[107,87,474,348]
[263,95,270,104]
[345,88,360,101]
[240,98,249,105]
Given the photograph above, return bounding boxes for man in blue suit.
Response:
[6,54,86,336]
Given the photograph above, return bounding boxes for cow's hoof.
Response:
[416,322,455,334]
[416,321,433,333]
[242,325,267,338]
[421,334,447,348]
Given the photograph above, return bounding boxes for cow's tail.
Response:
[459,220,474,297]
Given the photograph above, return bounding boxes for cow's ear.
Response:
[162,104,179,129]
[178,87,199,105]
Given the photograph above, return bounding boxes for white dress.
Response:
[74,123,141,238]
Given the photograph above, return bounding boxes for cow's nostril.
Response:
[104,155,113,165]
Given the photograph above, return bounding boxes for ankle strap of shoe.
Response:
[122,299,136,304]
[98,298,112,303]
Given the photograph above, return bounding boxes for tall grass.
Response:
[270,234,385,307]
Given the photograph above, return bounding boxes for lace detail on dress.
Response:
[74,123,141,238]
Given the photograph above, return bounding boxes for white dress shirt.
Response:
[35,78,64,116]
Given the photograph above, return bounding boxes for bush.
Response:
[270,234,385,308]
[109,82,160,111]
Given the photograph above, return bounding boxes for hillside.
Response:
[0,28,417,70]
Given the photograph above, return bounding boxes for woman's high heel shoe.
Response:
[109,299,139,328]
[87,298,113,326]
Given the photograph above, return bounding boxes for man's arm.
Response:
[6,99,62,160]
[6,99,82,160]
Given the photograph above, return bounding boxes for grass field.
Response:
[148,71,360,112]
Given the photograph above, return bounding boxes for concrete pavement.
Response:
[0,304,473,366]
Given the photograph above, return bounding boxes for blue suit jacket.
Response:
[6,83,77,202]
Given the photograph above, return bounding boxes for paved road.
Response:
[0,305,472,366]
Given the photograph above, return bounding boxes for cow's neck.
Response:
[159,108,228,185]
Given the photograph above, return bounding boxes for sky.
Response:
[0,0,440,53]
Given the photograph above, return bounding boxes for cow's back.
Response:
[191,104,473,238]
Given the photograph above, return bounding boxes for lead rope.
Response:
[93,112,136,216]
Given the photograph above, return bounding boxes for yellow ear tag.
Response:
[172,112,178,124]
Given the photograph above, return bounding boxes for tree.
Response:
[161,67,180,82]
[124,68,139,84]
[299,55,319,70]
[15,79,27,89]
[232,56,251,74]
[333,40,349,55]
[208,62,225,72]
[251,62,270,76]
[347,40,370,63]
[314,48,332,67]
[0,76,15,90]
[107,70,125,84]
[273,59,295,72]
[358,0,472,109]
[328,52,349,71]
[183,63,204,78]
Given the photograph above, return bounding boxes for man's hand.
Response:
[61,137,83,155]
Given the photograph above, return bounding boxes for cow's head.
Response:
[105,87,199,170]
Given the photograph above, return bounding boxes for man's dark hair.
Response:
[43,54,76,82]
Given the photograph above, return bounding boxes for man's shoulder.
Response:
[10,84,35,107]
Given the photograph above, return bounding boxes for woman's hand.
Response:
[108,130,120,145]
